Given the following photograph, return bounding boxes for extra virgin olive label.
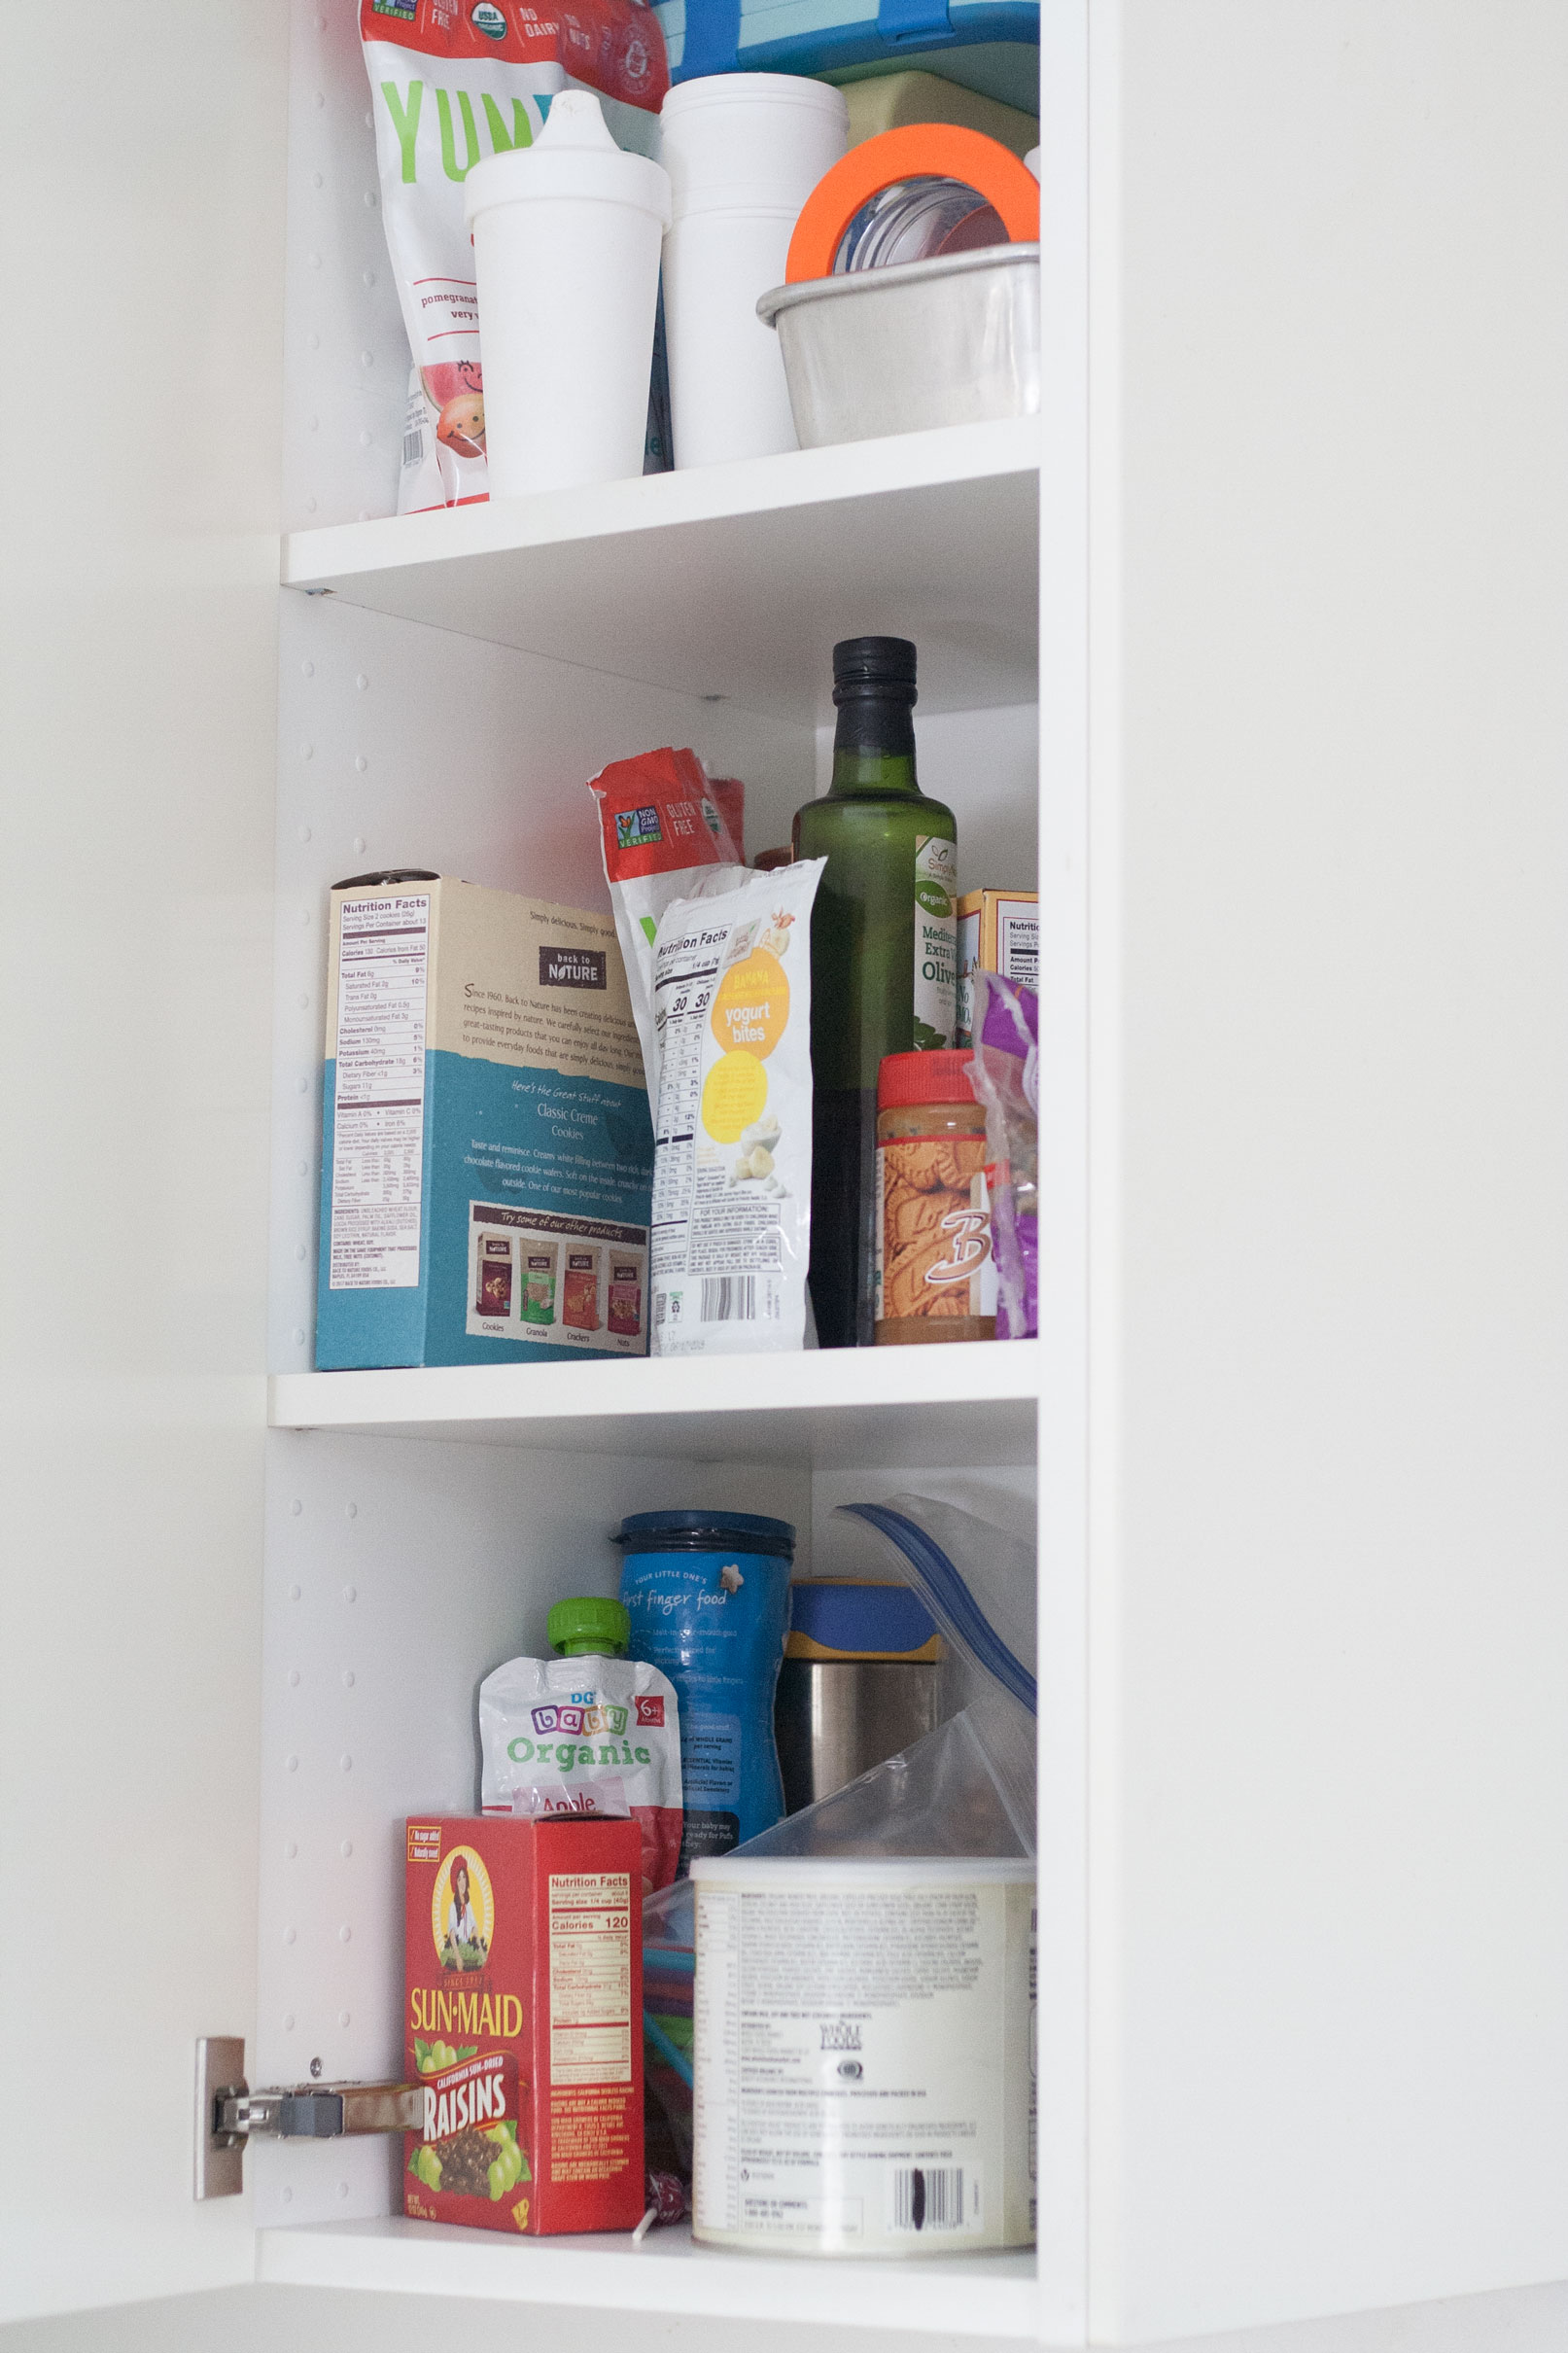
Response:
[913,837,958,1048]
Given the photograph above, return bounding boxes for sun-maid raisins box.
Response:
[404,1814,645,2234]
[316,878,653,1368]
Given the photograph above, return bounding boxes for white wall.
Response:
[1098,2,1568,2337]
[0,0,289,2321]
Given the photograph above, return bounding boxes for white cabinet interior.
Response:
[255,2,1047,2329]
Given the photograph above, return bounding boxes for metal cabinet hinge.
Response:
[194,2036,422,2198]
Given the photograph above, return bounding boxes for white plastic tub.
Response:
[691,1854,1036,2257]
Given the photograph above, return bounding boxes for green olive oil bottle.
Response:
[792,636,958,1349]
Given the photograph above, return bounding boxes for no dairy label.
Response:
[913,838,958,1050]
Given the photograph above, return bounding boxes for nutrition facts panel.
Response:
[548,1872,633,2085]
[330,894,429,1290]
[649,931,717,1274]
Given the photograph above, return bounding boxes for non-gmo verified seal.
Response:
[472,1,507,33]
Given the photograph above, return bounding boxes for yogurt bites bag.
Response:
[480,1646,682,1892]
[591,751,820,1352]
[362,0,667,514]
[647,860,824,1354]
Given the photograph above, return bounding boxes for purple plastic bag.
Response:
[969,972,1038,1340]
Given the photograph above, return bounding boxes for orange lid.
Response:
[879,1048,978,1109]
[786,124,1040,286]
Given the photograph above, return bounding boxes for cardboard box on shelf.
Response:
[316,877,652,1368]
[956,888,1038,1047]
[404,1813,645,2236]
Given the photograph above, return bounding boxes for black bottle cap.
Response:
[832,636,918,704]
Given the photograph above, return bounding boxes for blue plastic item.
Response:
[840,1499,1036,1713]
[786,1578,937,1657]
[615,1509,795,1869]
[653,0,1038,90]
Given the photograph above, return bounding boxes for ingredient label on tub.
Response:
[548,1871,633,2085]
[694,1879,1031,2252]
[331,894,430,1290]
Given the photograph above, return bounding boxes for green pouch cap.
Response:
[548,1596,630,1658]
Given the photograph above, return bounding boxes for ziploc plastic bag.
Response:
[969,971,1038,1339]
[643,1875,697,2156]
[741,1495,1036,1857]
[640,1494,1037,2158]
[844,1493,1035,1726]
[647,859,825,1353]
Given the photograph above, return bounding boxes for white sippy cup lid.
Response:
[464,88,672,228]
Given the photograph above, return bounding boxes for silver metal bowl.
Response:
[757,243,1040,450]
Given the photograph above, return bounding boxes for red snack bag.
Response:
[587,747,744,1081]
[404,1814,645,2234]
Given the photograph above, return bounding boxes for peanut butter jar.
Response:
[873,1049,994,1345]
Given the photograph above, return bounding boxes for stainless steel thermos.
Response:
[773,1580,943,1812]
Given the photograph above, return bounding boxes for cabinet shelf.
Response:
[268,1340,1037,1466]
[257,2217,1039,2335]
[281,417,1039,724]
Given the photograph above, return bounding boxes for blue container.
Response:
[615,1509,795,1871]
[653,0,1038,98]
[787,1578,937,1659]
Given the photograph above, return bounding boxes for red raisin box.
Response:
[403,1814,644,2234]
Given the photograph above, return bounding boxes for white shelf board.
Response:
[281,417,1039,725]
[257,2216,1039,2335]
[268,1341,1038,1467]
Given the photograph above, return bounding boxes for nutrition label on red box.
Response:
[330,894,429,1291]
[548,1871,632,2086]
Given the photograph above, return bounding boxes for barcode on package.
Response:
[890,2166,976,2233]
[402,427,425,467]
[701,1276,756,1322]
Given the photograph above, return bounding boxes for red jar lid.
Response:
[878,1048,978,1109]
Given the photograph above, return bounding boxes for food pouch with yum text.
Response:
[362,0,667,513]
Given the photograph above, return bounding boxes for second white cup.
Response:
[660,74,849,469]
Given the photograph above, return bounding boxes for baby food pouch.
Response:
[362,0,667,515]
[646,859,825,1355]
[588,746,745,1085]
[480,1649,682,1891]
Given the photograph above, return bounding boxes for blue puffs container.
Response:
[615,1509,795,1871]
